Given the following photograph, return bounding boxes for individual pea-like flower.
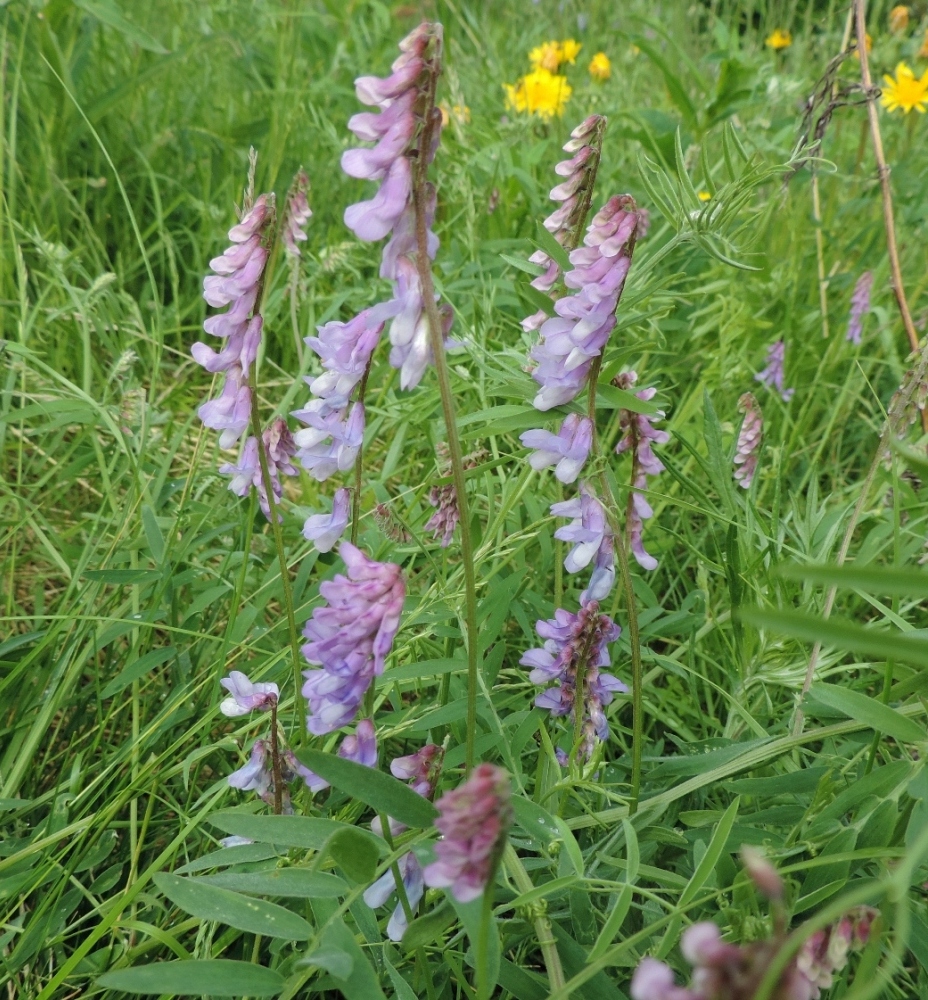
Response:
[521,601,626,759]
[733,392,763,489]
[291,398,365,482]
[364,851,426,942]
[301,543,405,735]
[614,372,669,571]
[423,763,513,902]
[391,743,444,798]
[755,340,794,402]
[847,270,873,345]
[530,195,641,410]
[338,718,378,766]
[198,363,253,450]
[228,739,272,798]
[220,418,298,521]
[282,169,312,258]
[219,670,279,717]
[551,483,615,602]
[303,488,352,553]
[520,413,593,484]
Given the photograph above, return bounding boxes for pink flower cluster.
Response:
[846,270,873,345]
[301,543,405,735]
[614,371,670,571]
[733,392,762,489]
[423,763,512,902]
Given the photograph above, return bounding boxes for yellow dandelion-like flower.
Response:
[529,41,561,72]
[889,5,910,33]
[439,103,471,127]
[697,190,712,202]
[559,39,581,64]
[588,52,611,81]
[881,61,928,113]
[765,29,792,51]
[504,69,572,120]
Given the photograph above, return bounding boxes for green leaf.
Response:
[629,37,698,129]
[294,749,438,829]
[74,0,170,54]
[323,827,381,883]
[778,563,928,598]
[588,819,638,963]
[452,894,501,1000]
[401,900,456,950]
[84,569,162,584]
[199,868,348,898]
[741,607,928,670]
[96,960,283,996]
[153,873,312,939]
[101,646,176,698]
[208,813,375,852]
[593,383,660,414]
[532,222,572,273]
[808,684,925,744]
[316,918,388,1000]
[176,844,280,874]
[499,252,545,276]
[140,504,165,563]
[301,945,354,980]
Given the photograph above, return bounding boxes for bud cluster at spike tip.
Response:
[614,371,669,571]
[424,444,486,547]
[282,170,312,258]
[194,194,273,449]
[733,392,762,489]
[530,195,643,411]
[520,602,627,759]
[423,763,513,902]
[301,543,405,735]
[551,483,615,602]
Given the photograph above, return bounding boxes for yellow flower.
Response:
[439,103,471,127]
[889,5,910,33]
[881,61,928,113]
[765,29,792,50]
[588,52,611,81]
[697,190,712,201]
[529,41,561,72]
[559,39,581,64]
[853,32,873,59]
[504,69,572,120]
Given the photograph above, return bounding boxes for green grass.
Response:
[2,0,928,997]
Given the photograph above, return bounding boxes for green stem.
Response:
[475,882,494,1000]
[269,702,283,814]
[412,54,480,774]
[351,359,373,545]
[503,844,565,991]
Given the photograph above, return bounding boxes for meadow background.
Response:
[2,0,928,997]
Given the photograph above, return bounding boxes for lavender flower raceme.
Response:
[530,195,642,410]
[303,488,351,553]
[520,602,626,758]
[282,169,312,258]
[424,444,486,546]
[755,340,794,402]
[195,194,273,449]
[301,543,405,735]
[423,763,513,902]
[733,392,763,489]
[220,418,298,520]
[219,671,279,717]
[520,412,593,484]
[847,270,873,344]
[614,372,669,571]
[551,483,615,601]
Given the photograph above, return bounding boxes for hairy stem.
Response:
[351,358,373,545]
[503,844,565,991]
[270,702,282,814]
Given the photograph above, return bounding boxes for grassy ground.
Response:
[2,0,928,997]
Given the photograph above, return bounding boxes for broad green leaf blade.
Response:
[208,813,375,851]
[324,827,380,883]
[778,563,928,598]
[500,252,546,276]
[453,894,501,1000]
[294,749,438,829]
[808,684,925,744]
[96,960,283,996]
[101,646,176,698]
[741,607,928,670]
[301,945,354,980]
[153,873,312,940]
[199,868,348,898]
[594,383,660,414]
[316,918,388,1000]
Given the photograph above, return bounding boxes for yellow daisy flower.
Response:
[504,69,572,120]
[559,39,581,64]
[889,5,910,33]
[765,29,792,50]
[588,52,611,81]
[529,41,561,72]
[881,61,928,113]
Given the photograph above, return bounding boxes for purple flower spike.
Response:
[520,413,593,483]
[530,196,640,411]
[521,602,625,758]
[303,488,351,553]
[228,740,272,797]
[847,270,873,344]
[364,851,425,941]
[198,363,252,450]
[755,340,794,402]
[282,170,312,258]
[551,483,615,602]
[733,392,763,489]
[338,718,378,767]
[301,543,405,735]
[344,156,413,242]
[219,671,279,717]
[423,763,513,902]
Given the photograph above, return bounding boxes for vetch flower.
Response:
[551,483,615,601]
[521,413,593,483]
[364,851,425,942]
[889,5,910,33]
[303,488,351,553]
[301,542,405,735]
[881,62,928,114]
[740,846,784,902]
[614,372,669,570]
[391,743,444,798]
[199,363,253,450]
[847,270,873,344]
[504,69,572,120]
[521,602,626,758]
[228,740,272,798]
[282,170,312,258]
[220,418,298,520]
[589,52,611,80]
[733,392,763,490]
[219,670,279,717]
[755,340,794,402]
[530,196,641,410]
[424,443,484,547]
[423,763,513,902]
[291,398,365,482]
[338,717,378,766]
[765,29,792,50]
